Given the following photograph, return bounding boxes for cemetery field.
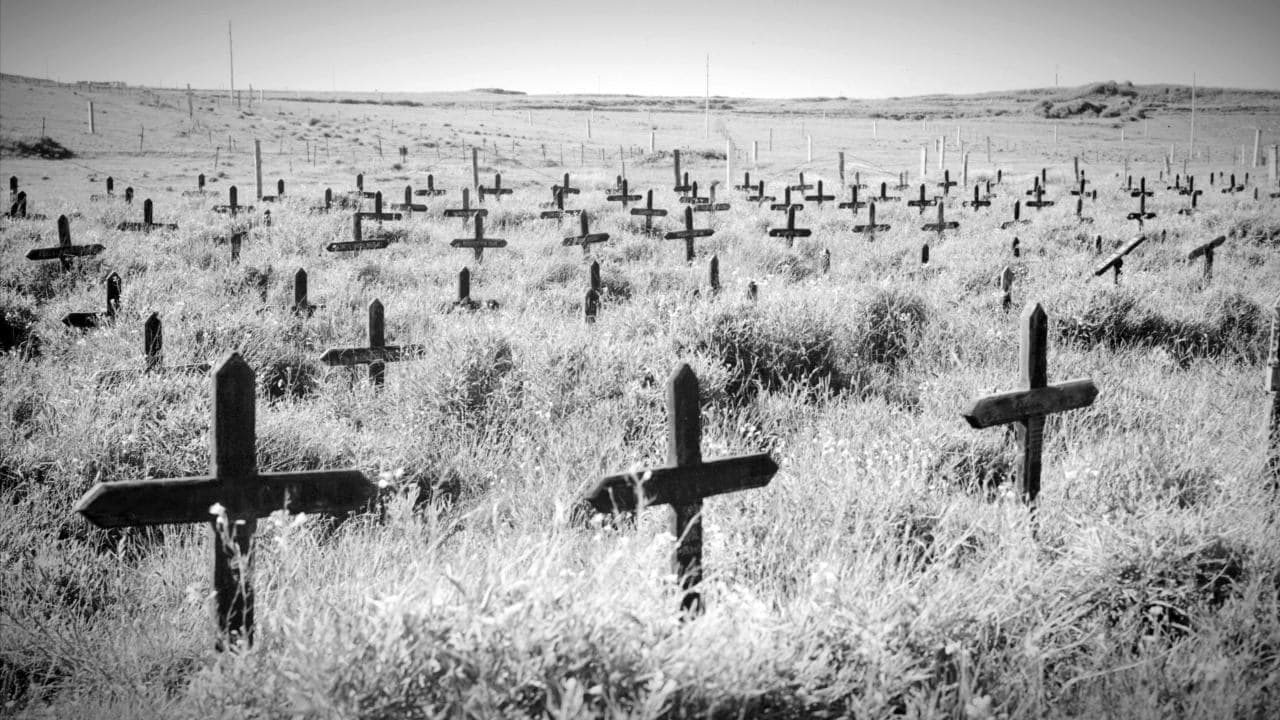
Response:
[2,73,1280,718]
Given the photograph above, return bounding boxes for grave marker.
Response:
[960,303,1099,507]
[63,272,122,329]
[747,181,775,205]
[1094,235,1147,283]
[450,268,499,311]
[478,173,513,203]
[963,184,991,210]
[582,364,778,616]
[1186,235,1226,285]
[1126,191,1156,229]
[261,179,286,203]
[75,353,375,647]
[907,184,937,214]
[355,192,403,223]
[117,199,179,233]
[787,172,814,193]
[606,179,641,210]
[95,313,210,384]
[443,188,488,225]
[664,206,714,261]
[999,201,1029,230]
[998,266,1015,312]
[451,214,507,262]
[326,215,390,253]
[320,300,423,385]
[679,182,709,205]
[630,189,668,233]
[414,174,448,197]
[292,268,317,318]
[693,183,730,214]
[838,185,866,213]
[804,180,835,206]
[937,169,957,195]
[852,201,890,238]
[769,186,803,213]
[562,212,611,255]
[213,186,253,216]
[1025,182,1054,211]
[921,201,959,241]
[26,216,104,270]
[768,206,812,248]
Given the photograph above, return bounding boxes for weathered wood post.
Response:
[1187,235,1226,286]
[87,101,95,134]
[254,140,263,201]
[1266,305,1280,487]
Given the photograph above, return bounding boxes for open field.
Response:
[2,73,1280,718]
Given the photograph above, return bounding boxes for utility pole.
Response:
[1189,73,1196,163]
[705,54,710,140]
[227,21,235,101]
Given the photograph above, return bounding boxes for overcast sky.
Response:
[1,0,1278,98]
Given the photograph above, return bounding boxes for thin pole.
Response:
[227,21,235,101]
[1189,73,1196,163]
[704,54,710,140]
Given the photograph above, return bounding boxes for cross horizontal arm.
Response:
[74,469,375,527]
[584,453,778,513]
[320,345,424,365]
[27,244,105,260]
[961,379,1098,429]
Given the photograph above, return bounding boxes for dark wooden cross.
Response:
[390,185,428,213]
[6,190,39,220]
[1069,176,1092,197]
[539,184,581,220]
[1220,173,1244,194]
[960,303,1099,508]
[326,215,390,253]
[92,176,117,202]
[118,199,179,232]
[788,172,813,193]
[320,300,423,386]
[875,181,900,202]
[852,201,890,239]
[1130,176,1153,199]
[769,206,812,248]
[907,184,937,214]
[26,215,104,271]
[963,184,991,210]
[999,200,1029,230]
[1074,197,1094,225]
[804,180,835,207]
[936,169,957,195]
[584,286,600,324]
[679,181,708,205]
[413,174,447,197]
[708,255,721,295]
[1126,191,1155,229]
[1177,177,1203,216]
[693,183,730,214]
[664,206,714,261]
[478,173,513,203]
[838,185,865,213]
[310,188,334,214]
[213,186,253,216]
[998,266,1015,313]
[606,179,641,210]
[893,171,910,192]
[631,189,668,233]
[355,191,403,222]
[450,268,499,311]
[1186,235,1226,286]
[562,212,611,255]
[95,313,210,385]
[552,172,580,202]
[1025,182,1054,211]
[582,364,778,616]
[451,214,507,262]
[1094,234,1147,284]
[354,173,377,199]
[769,186,804,213]
[1024,176,1041,197]
[261,179,286,203]
[75,353,375,647]
[63,272,122,328]
[443,188,488,225]
[921,201,959,241]
[734,172,752,192]
[747,180,775,205]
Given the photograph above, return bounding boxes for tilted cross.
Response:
[320,299,423,386]
[63,272,122,329]
[562,212,611,255]
[630,189,668,233]
[450,214,507,262]
[960,303,1099,508]
[664,206,714,261]
[75,353,375,647]
[26,215,104,271]
[768,206,812,248]
[606,179,641,210]
[1186,235,1226,286]
[1094,234,1147,284]
[582,364,778,616]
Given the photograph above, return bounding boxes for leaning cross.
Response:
[1186,235,1226,286]
[450,214,507,262]
[768,206,812,248]
[1094,235,1147,284]
[562,212,611,255]
[75,353,375,647]
[630,189,668,233]
[26,215,104,271]
[320,300,423,386]
[63,272,122,328]
[664,206,714,261]
[582,364,778,616]
[961,303,1098,508]
[606,179,641,210]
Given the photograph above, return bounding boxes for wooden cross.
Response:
[309,189,334,214]
[734,171,752,191]
[451,214,507,262]
[327,215,390,253]
[1094,234,1147,284]
[320,300,423,386]
[1000,200,1029,230]
[921,201,959,241]
[582,364,778,616]
[852,201,890,239]
[606,179,641,209]
[1069,176,1092,197]
[6,190,42,220]
[118,199,178,232]
[1177,177,1203,215]
[893,172,911,191]
[353,173,377,199]
[747,180,775,205]
[679,181,708,205]
[1186,235,1226,286]
[1025,182,1054,211]
[1024,176,1042,197]
[838,185,865,213]
[998,266,1015,313]
[355,191,403,222]
[936,169,957,195]
[562,212,611,254]
[1073,196,1095,225]
[443,188,488,225]
[769,186,804,213]
[963,184,991,210]
[92,176,117,202]
[769,206,812,248]
[75,353,375,647]
[390,185,428,213]
[804,180,835,206]
[291,268,318,318]
[630,189,668,233]
[708,255,721,294]
[787,172,813,193]
[478,173,513,203]
[907,184,937,214]
[875,181,900,202]
[664,206,714,261]
[261,179,286,203]
[213,186,253,216]
[693,183,730,214]
[539,184,581,220]
[450,267,499,311]
[96,313,210,385]
[26,216,104,271]
[63,272,122,328]
[960,303,1099,508]
[1130,176,1153,199]
[413,174,447,197]
[1126,191,1155,228]
[1220,173,1244,194]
